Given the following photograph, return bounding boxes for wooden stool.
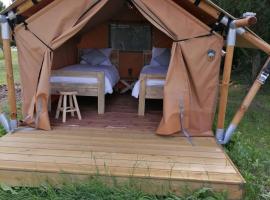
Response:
[55,91,82,123]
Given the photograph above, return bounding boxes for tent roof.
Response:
[0,0,267,49]
[2,0,231,22]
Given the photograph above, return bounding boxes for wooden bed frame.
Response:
[50,49,119,114]
[138,50,166,116]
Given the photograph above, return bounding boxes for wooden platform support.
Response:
[0,127,245,200]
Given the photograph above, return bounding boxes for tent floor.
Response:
[50,93,163,132]
[0,126,245,200]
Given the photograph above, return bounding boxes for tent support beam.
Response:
[216,28,236,142]
[187,0,270,55]
[216,15,258,142]
[1,16,17,132]
[221,58,270,144]
[12,0,42,15]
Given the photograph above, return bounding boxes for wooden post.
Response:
[14,0,43,15]
[138,74,146,116]
[230,16,257,28]
[1,18,17,129]
[222,58,270,144]
[216,28,236,141]
[97,72,105,114]
[241,32,270,55]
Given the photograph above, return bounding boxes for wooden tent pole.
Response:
[1,17,17,130]
[241,32,270,55]
[16,0,43,15]
[216,16,258,141]
[3,40,17,120]
[216,28,236,141]
[187,0,270,55]
[222,58,270,144]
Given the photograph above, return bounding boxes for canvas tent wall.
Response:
[11,0,224,136]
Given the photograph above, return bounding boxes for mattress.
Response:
[132,65,167,98]
[50,64,120,94]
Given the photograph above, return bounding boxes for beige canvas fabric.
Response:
[157,37,223,136]
[15,0,109,130]
[15,0,223,135]
[133,0,224,136]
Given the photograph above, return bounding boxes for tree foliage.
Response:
[0,1,5,12]
[213,0,270,41]
[213,0,270,82]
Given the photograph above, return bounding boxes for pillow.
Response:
[80,60,87,65]
[150,47,171,67]
[154,48,171,66]
[99,48,113,66]
[81,49,107,66]
[80,48,113,66]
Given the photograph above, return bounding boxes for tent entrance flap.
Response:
[15,0,223,136]
[156,36,223,136]
[132,0,223,135]
[15,0,112,130]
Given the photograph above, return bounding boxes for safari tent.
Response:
[0,0,270,199]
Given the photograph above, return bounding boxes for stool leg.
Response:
[55,95,63,119]
[69,95,75,117]
[72,94,82,120]
[63,94,67,123]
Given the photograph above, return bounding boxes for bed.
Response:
[132,48,170,116]
[50,49,120,114]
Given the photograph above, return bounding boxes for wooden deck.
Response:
[0,126,245,200]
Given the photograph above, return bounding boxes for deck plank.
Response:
[0,145,226,164]
[0,127,245,200]
[0,137,226,159]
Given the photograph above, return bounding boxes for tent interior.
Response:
[49,0,174,131]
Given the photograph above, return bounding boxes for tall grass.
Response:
[0,49,20,85]
[0,177,228,200]
[223,85,270,200]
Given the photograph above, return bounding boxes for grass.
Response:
[0,178,228,200]
[0,52,269,199]
[0,49,20,85]
[221,85,270,200]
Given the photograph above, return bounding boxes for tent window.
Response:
[109,23,151,52]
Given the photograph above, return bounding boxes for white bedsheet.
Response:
[50,64,120,94]
[132,65,167,98]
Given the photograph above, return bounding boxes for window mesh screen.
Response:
[110,23,151,51]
